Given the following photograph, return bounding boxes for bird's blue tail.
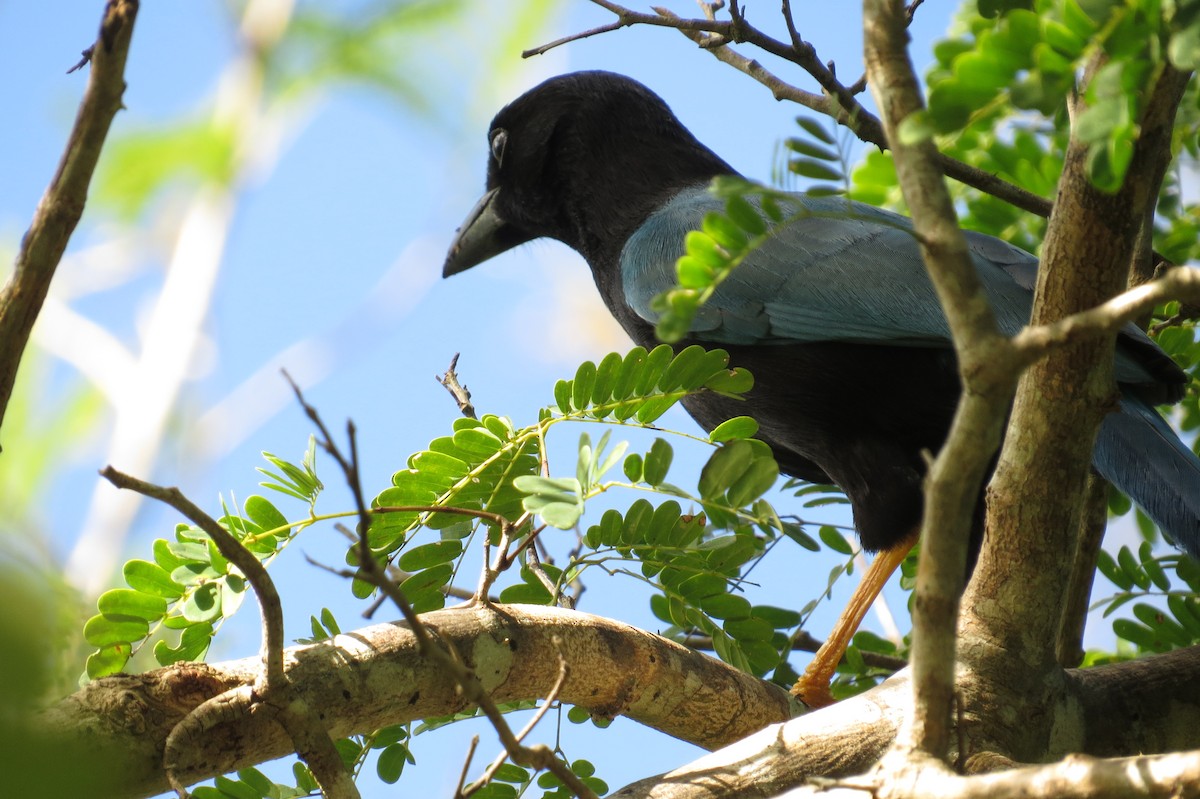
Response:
[1093,397,1200,559]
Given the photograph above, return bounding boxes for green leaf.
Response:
[554,378,572,412]
[704,367,754,396]
[702,211,749,250]
[1097,549,1134,590]
[677,573,727,602]
[572,360,597,411]
[377,743,410,784]
[213,775,261,799]
[235,769,276,797]
[790,158,844,181]
[399,563,453,601]
[699,440,756,500]
[86,644,131,678]
[243,494,290,538]
[684,230,729,269]
[123,559,185,598]
[181,582,223,623]
[709,416,759,442]
[514,475,583,528]
[499,581,554,604]
[700,593,752,619]
[724,616,775,642]
[83,614,148,647]
[725,195,767,236]
[752,605,803,628]
[1113,617,1161,651]
[897,110,937,145]
[643,438,673,486]
[819,526,855,555]
[612,347,648,401]
[796,116,836,144]
[97,588,168,621]
[726,456,779,507]
[781,522,821,551]
[784,136,839,161]
[494,763,531,783]
[592,351,622,410]
[398,540,463,572]
[623,453,644,482]
[1116,546,1150,590]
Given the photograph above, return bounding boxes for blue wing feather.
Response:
[620,186,1162,383]
[620,186,1200,552]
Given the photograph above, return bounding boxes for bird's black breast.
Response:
[680,340,964,552]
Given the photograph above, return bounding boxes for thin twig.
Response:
[521,19,628,57]
[524,0,1055,220]
[67,46,94,73]
[466,644,571,797]
[437,353,477,419]
[454,736,481,799]
[1011,267,1200,364]
[101,467,286,685]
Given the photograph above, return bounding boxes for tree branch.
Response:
[610,646,1200,798]
[0,0,139,445]
[863,0,1017,762]
[961,61,1194,761]
[99,466,361,796]
[41,605,793,799]
[101,467,287,685]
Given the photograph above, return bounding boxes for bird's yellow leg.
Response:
[792,533,917,709]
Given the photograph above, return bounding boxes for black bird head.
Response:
[443,71,735,278]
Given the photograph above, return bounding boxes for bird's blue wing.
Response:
[620,186,1035,346]
[619,186,1165,387]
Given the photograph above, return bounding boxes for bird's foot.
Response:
[791,675,836,710]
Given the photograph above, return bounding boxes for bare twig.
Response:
[0,0,139,444]
[454,736,481,799]
[466,644,571,796]
[1011,268,1200,361]
[522,19,628,57]
[67,46,94,74]
[276,700,361,799]
[525,0,1055,220]
[101,467,286,685]
[438,353,477,419]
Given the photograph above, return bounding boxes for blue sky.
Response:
[0,1,1049,796]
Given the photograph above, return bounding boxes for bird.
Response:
[442,70,1200,708]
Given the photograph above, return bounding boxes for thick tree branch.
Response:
[961,62,1194,761]
[0,0,139,445]
[610,647,1200,798]
[41,605,792,799]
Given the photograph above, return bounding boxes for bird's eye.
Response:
[490,129,508,166]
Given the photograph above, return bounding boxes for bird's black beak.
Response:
[443,188,535,277]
